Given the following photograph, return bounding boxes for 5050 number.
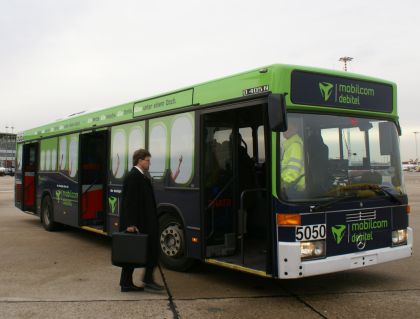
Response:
[295,224,326,241]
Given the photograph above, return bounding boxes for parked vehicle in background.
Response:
[402,162,417,171]
[0,167,5,176]
[6,167,15,176]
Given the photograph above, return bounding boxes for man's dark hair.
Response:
[133,149,151,166]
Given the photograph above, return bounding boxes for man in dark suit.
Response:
[119,149,164,292]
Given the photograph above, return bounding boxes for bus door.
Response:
[15,144,23,210]
[53,133,80,227]
[202,103,270,273]
[202,112,236,256]
[79,130,109,233]
[22,142,39,212]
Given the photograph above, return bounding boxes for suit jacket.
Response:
[120,167,159,267]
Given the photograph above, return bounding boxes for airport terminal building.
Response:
[0,132,16,169]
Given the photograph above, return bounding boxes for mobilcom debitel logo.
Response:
[109,196,118,214]
[331,225,346,244]
[319,82,334,101]
[55,190,62,203]
[318,80,376,105]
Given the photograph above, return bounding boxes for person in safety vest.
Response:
[281,119,305,196]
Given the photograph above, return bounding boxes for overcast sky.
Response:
[1,0,419,160]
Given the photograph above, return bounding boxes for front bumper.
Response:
[278,227,413,279]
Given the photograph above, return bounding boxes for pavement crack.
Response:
[168,295,294,301]
[159,265,180,319]
[289,292,328,319]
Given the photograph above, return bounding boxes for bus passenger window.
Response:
[170,114,194,184]
[149,122,167,179]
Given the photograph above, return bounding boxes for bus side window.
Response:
[257,126,265,164]
[149,122,167,179]
[239,127,253,159]
[255,126,266,187]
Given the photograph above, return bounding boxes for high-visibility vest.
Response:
[281,134,305,191]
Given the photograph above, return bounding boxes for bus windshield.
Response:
[279,113,405,202]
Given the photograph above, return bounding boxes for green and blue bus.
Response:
[15,64,412,278]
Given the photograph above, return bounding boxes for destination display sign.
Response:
[133,89,193,117]
[290,70,393,112]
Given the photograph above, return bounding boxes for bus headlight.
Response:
[300,240,326,260]
[392,229,407,246]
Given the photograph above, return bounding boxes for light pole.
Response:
[414,132,419,165]
[339,56,353,71]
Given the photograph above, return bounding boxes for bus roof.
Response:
[20,64,397,142]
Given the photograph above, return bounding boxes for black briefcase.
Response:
[111,231,148,267]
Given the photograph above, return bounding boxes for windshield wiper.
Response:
[366,184,403,204]
[311,184,403,212]
[311,194,360,212]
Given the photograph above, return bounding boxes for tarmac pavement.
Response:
[0,174,419,318]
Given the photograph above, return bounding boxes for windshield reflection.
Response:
[279,114,405,202]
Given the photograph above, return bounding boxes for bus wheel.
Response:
[159,214,194,271]
[41,196,58,231]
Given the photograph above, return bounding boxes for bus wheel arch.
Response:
[40,193,59,231]
[158,206,194,271]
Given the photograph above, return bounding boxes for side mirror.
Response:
[359,122,373,132]
[379,121,395,155]
[268,94,288,132]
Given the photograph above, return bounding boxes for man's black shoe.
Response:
[144,281,165,291]
[121,285,144,292]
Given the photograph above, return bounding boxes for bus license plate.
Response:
[295,224,327,241]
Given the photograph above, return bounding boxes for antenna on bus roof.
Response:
[339,56,353,71]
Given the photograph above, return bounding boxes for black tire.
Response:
[41,196,59,231]
[159,213,195,271]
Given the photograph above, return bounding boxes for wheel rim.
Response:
[160,223,184,257]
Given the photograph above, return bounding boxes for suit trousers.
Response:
[120,265,155,286]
